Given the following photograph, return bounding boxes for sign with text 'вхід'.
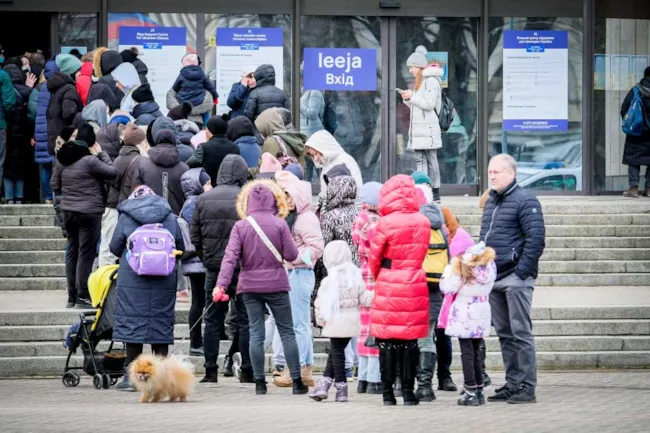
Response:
[302,48,377,91]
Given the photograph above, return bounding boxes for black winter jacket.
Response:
[133,101,163,127]
[479,180,546,281]
[108,144,141,208]
[621,77,650,166]
[134,143,189,215]
[186,135,240,186]
[51,144,118,215]
[46,72,83,155]
[191,154,248,270]
[3,65,34,180]
[244,64,290,121]
[96,123,124,161]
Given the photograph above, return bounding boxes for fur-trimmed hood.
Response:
[236,179,289,220]
[451,246,496,285]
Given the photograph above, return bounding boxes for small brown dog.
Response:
[129,354,195,403]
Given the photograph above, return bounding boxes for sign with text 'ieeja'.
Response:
[302,48,377,91]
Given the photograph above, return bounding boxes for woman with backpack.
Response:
[110,185,184,391]
[399,46,444,203]
[255,107,306,169]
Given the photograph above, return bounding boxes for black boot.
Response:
[382,380,397,406]
[415,352,436,402]
[240,367,255,384]
[432,187,441,203]
[402,346,420,406]
[357,380,368,394]
[66,290,76,309]
[479,340,491,386]
[223,355,234,377]
[200,365,218,383]
[293,377,309,395]
[379,347,397,405]
[255,378,267,395]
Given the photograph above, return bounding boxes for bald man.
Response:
[479,154,545,404]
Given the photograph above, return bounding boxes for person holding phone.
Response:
[227,68,257,119]
[400,46,444,203]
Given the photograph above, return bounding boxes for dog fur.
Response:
[129,354,195,403]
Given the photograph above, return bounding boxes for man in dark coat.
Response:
[51,134,117,308]
[92,47,124,105]
[150,116,193,162]
[479,154,545,405]
[620,66,650,197]
[46,71,83,155]
[131,83,162,126]
[110,186,183,391]
[186,115,240,186]
[243,64,290,122]
[190,154,250,383]
[133,129,189,215]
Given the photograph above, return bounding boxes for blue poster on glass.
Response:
[302,48,377,91]
[502,30,569,131]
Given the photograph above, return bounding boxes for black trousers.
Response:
[435,328,453,381]
[459,338,484,388]
[63,211,101,299]
[323,337,350,383]
[125,343,169,372]
[188,273,206,349]
[379,340,419,392]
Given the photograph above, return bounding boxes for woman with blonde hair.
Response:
[399,46,444,202]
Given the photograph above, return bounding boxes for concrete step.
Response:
[0,215,57,227]
[457,214,650,226]
[538,261,650,274]
[0,278,66,291]
[0,227,66,239]
[2,350,649,377]
[2,306,648,326]
[2,319,648,342]
[0,239,66,251]
[545,237,650,248]
[444,202,650,215]
[0,251,66,265]
[467,225,650,238]
[0,205,55,216]
[541,248,650,261]
[537,273,650,286]
[0,264,66,278]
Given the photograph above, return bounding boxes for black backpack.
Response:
[433,77,455,132]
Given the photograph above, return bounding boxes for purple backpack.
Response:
[126,223,177,276]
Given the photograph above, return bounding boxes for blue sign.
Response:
[119,26,186,47]
[216,28,284,48]
[503,30,568,50]
[503,119,569,131]
[303,48,377,91]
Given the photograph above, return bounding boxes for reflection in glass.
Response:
[396,17,479,185]
[488,17,583,191]
[59,13,98,53]
[300,16,382,183]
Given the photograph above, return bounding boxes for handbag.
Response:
[364,336,377,348]
[246,216,284,265]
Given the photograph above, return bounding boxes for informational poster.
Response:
[302,48,377,91]
[215,28,284,115]
[611,55,631,92]
[632,55,649,87]
[594,54,609,90]
[594,54,649,90]
[119,26,187,115]
[503,30,569,131]
[61,46,87,55]
[426,51,448,88]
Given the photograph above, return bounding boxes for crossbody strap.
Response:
[246,216,284,265]
[119,155,141,196]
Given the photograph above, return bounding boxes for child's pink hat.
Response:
[260,153,282,173]
[449,228,475,258]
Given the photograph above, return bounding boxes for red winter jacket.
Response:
[76,62,93,106]
[369,175,430,341]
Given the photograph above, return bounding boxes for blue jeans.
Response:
[40,163,53,201]
[288,268,314,366]
[358,355,381,383]
[3,178,24,201]
[243,292,301,381]
[344,336,358,369]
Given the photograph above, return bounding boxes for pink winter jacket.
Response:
[276,172,324,270]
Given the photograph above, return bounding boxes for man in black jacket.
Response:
[191,154,251,383]
[186,115,239,186]
[479,154,545,404]
[243,64,290,122]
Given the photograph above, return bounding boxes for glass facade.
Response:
[59,13,98,54]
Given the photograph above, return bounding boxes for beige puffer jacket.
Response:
[405,65,444,150]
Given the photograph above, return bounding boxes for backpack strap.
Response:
[246,216,284,265]
[119,155,141,197]
[272,135,289,158]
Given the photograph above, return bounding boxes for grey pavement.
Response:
[0,371,649,433]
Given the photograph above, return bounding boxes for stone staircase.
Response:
[0,198,649,377]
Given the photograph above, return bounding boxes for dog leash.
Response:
[171,301,215,356]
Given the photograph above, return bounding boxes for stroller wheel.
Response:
[102,374,111,389]
[93,374,103,390]
[62,372,80,388]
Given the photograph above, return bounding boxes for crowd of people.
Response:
[0,45,546,406]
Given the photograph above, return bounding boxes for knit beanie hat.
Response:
[168,102,193,121]
[207,115,228,136]
[120,47,139,64]
[406,45,428,68]
[360,181,382,206]
[411,170,432,186]
[132,83,154,103]
[449,228,474,258]
[60,126,77,142]
[123,122,146,146]
[55,54,82,75]
[284,163,304,180]
[260,153,282,173]
[181,53,199,67]
[75,123,96,146]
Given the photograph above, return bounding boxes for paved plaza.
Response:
[0,371,648,433]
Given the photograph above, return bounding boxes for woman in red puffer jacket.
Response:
[76,54,94,106]
[368,174,430,406]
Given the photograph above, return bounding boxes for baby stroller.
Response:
[62,264,126,390]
